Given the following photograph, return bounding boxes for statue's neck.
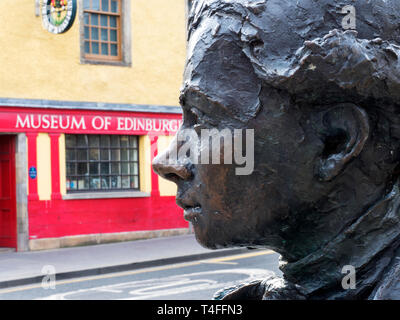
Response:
[279,182,400,299]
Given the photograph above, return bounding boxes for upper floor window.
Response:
[83,0,121,61]
[80,0,131,66]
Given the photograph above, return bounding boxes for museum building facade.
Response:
[0,0,188,251]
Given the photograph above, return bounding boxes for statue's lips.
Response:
[183,206,202,222]
[176,197,202,222]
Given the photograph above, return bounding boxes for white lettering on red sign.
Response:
[14,114,181,134]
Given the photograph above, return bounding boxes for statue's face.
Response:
[154,3,390,254]
[152,14,327,251]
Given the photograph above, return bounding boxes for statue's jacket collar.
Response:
[280,183,400,299]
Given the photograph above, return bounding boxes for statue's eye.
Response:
[183,106,211,134]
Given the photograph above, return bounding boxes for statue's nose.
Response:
[152,151,192,182]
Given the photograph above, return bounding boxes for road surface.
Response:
[0,250,281,300]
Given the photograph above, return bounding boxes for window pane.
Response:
[120,136,129,147]
[121,149,128,161]
[100,135,110,147]
[89,135,100,147]
[130,163,138,175]
[66,135,76,147]
[89,149,100,161]
[121,163,129,174]
[110,29,117,42]
[77,135,88,147]
[77,177,89,190]
[77,149,88,161]
[111,149,120,161]
[84,41,90,54]
[90,177,101,190]
[131,176,139,189]
[77,163,88,175]
[111,135,119,147]
[129,149,136,161]
[92,0,100,11]
[134,176,139,189]
[101,177,110,189]
[101,163,110,175]
[91,27,99,40]
[84,12,90,24]
[100,149,110,161]
[129,136,137,147]
[66,149,76,161]
[101,0,109,11]
[101,28,108,41]
[69,178,78,190]
[101,43,109,55]
[111,176,121,189]
[122,176,130,189]
[83,0,90,9]
[91,13,99,25]
[111,162,120,174]
[110,44,118,56]
[92,42,99,54]
[100,15,108,26]
[84,27,90,39]
[111,0,118,13]
[110,16,116,27]
[129,149,138,161]
[90,162,100,174]
[67,163,76,175]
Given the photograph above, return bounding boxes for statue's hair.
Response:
[186,0,400,174]
[188,0,400,108]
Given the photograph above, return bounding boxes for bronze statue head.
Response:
[153,0,400,299]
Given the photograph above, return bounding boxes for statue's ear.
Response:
[313,103,370,182]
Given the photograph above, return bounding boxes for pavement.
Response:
[0,234,248,289]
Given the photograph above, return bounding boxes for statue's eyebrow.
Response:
[180,87,204,106]
[180,87,218,113]
[181,87,242,126]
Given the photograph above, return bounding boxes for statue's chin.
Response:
[192,226,235,250]
[193,226,259,251]
[193,229,222,250]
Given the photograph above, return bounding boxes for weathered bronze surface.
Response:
[153,0,400,299]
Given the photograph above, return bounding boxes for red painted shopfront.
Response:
[0,135,17,248]
[0,105,186,251]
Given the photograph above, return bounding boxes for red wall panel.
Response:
[28,196,186,239]
[1,106,186,241]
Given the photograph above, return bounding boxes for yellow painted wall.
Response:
[0,0,186,107]
[157,136,177,197]
[139,135,152,193]
[59,134,67,196]
[37,133,52,200]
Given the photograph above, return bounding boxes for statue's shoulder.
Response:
[370,255,400,300]
[214,276,306,300]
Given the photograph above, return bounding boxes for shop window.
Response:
[66,134,139,192]
[80,0,131,66]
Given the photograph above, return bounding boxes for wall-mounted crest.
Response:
[42,0,77,34]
